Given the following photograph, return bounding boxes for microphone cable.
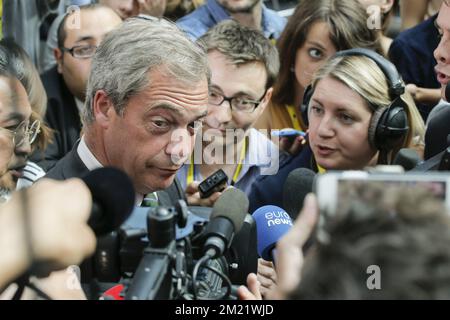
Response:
[191,255,232,300]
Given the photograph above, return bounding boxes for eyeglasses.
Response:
[0,120,41,148]
[61,44,97,59]
[208,90,267,113]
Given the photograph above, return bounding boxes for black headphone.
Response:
[301,48,409,151]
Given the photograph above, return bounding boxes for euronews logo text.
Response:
[265,210,292,227]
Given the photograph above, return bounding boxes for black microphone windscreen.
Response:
[283,168,315,220]
[393,148,421,171]
[81,167,135,235]
[211,188,249,233]
[446,83,450,102]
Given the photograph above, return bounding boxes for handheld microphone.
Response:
[203,188,249,259]
[282,168,316,220]
[252,205,292,262]
[27,167,135,280]
[81,167,135,236]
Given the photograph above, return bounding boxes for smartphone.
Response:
[198,169,228,199]
[271,129,307,138]
[315,171,450,217]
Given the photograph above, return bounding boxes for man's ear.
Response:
[92,90,115,128]
[258,87,273,113]
[252,87,272,126]
[54,48,63,74]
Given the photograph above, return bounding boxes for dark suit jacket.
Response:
[45,143,186,298]
[33,66,82,172]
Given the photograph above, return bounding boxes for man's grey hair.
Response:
[83,18,210,125]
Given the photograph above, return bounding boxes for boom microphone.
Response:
[282,168,316,219]
[81,167,135,235]
[252,205,293,262]
[203,188,249,258]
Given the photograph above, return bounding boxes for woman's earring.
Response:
[290,65,295,72]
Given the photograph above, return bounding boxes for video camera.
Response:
[93,198,257,300]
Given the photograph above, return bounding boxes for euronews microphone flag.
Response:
[252,205,293,261]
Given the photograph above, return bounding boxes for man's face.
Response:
[100,68,209,195]
[204,50,271,148]
[99,0,139,19]
[0,77,32,188]
[434,2,450,101]
[217,0,260,13]
[56,8,122,102]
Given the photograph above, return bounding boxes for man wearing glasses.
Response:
[0,55,37,198]
[37,4,121,171]
[176,21,280,206]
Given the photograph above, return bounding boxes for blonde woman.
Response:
[249,49,425,212]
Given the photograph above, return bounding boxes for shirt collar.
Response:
[77,136,103,171]
[77,136,144,205]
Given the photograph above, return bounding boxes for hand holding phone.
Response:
[198,169,228,199]
[272,129,308,156]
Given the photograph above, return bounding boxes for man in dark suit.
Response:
[45,17,209,298]
[46,16,209,204]
[34,4,121,171]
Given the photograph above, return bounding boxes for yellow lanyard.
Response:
[187,138,247,186]
[286,105,302,131]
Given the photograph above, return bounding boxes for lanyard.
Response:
[286,104,302,131]
[187,138,247,186]
[317,165,326,174]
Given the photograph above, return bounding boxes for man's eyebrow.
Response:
[75,36,95,43]
[209,85,257,99]
[3,112,25,123]
[209,84,223,92]
[148,104,208,120]
[149,104,184,116]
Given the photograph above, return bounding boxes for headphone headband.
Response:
[333,48,405,98]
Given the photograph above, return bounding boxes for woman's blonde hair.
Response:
[311,55,425,164]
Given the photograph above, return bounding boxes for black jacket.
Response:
[45,143,186,299]
[33,66,82,172]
